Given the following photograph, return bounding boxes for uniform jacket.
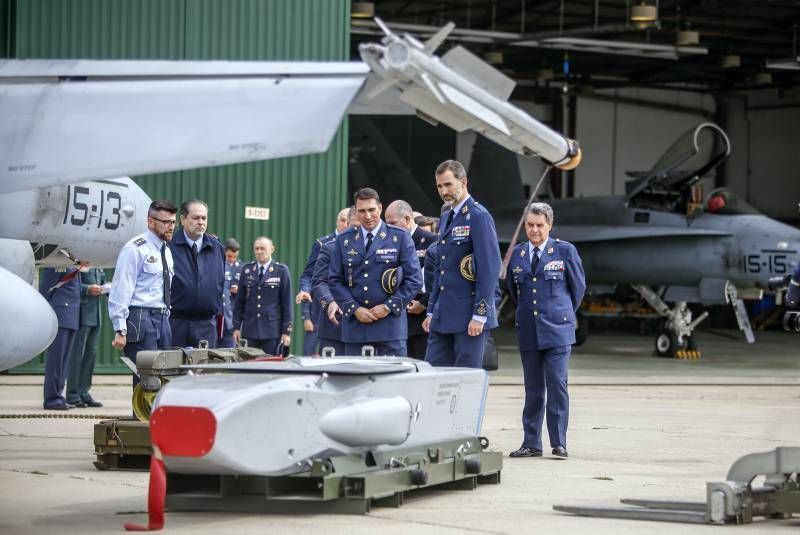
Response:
[169,230,225,319]
[788,262,800,308]
[311,240,343,341]
[222,261,242,330]
[329,221,422,343]
[408,226,438,337]
[233,261,294,340]
[39,267,81,331]
[79,268,107,327]
[427,196,502,333]
[299,231,335,292]
[505,239,586,350]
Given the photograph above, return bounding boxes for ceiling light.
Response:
[536,67,555,81]
[766,57,800,70]
[754,72,773,85]
[720,54,741,68]
[483,51,503,65]
[351,2,374,19]
[630,2,658,23]
[676,30,699,46]
[513,37,707,61]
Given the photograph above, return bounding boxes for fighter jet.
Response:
[0,19,577,371]
[545,123,800,357]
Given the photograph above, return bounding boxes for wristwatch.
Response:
[383,304,391,314]
[116,329,127,336]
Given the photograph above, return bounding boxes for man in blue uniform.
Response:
[329,188,422,356]
[220,238,242,347]
[109,199,176,386]
[233,237,293,354]
[169,199,226,348]
[506,202,585,459]
[422,160,502,368]
[39,267,82,410]
[296,208,349,354]
[385,200,437,359]
[787,263,800,308]
[311,207,359,356]
[66,267,106,408]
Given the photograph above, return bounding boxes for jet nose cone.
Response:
[0,267,58,371]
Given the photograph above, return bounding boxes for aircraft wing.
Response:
[0,60,369,193]
[552,225,732,243]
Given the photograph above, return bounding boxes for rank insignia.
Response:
[466,213,471,221]
[344,239,349,246]
[354,233,360,240]
[512,266,523,274]
[476,299,488,316]
[269,266,274,272]
[547,247,554,254]
[379,231,387,240]
[347,248,358,256]
[461,205,469,214]
[393,235,398,242]
[520,250,526,257]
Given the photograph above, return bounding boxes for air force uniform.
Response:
[39,268,81,409]
[787,263,800,308]
[299,232,334,354]
[425,196,501,368]
[169,230,226,348]
[66,267,106,406]
[506,237,586,451]
[220,260,242,347]
[108,230,174,385]
[232,260,293,354]
[311,238,345,356]
[329,221,422,356]
[407,226,437,359]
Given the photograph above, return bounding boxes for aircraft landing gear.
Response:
[631,285,707,359]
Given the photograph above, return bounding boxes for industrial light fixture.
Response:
[536,67,555,81]
[351,2,374,19]
[676,30,699,46]
[720,54,741,68]
[754,72,773,85]
[483,51,504,65]
[630,2,658,23]
[767,57,800,70]
[514,37,707,61]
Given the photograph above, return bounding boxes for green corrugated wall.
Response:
[11,0,350,373]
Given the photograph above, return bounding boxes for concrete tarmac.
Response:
[1,329,799,534]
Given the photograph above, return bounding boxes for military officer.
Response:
[169,199,226,348]
[787,262,800,308]
[385,200,437,359]
[311,207,359,356]
[296,208,349,354]
[506,202,585,459]
[329,188,422,356]
[66,267,107,408]
[109,199,176,387]
[232,237,293,354]
[422,160,502,368]
[39,267,82,410]
[220,238,243,347]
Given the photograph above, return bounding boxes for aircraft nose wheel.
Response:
[655,329,679,357]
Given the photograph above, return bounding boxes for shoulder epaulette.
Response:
[134,237,146,246]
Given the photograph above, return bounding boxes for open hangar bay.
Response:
[2,0,800,533]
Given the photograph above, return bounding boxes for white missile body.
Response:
[358,19,582,170]
[151,358,488,477]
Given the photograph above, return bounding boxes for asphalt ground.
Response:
[1,328,799,534]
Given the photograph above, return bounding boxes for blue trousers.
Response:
[247,338,280,355]
[425,330,487,368]
[43,327,77,409]
[520,345,571,450]
[317,338,345,357]
[66,323,100,404]
[170,317,218,348]
[345,340,406,357]
[123,307,172,388]
[303,328,319,356]
[220,328,236,348]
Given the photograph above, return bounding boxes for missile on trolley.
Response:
[358,18,582,171]
[149,357,488,476]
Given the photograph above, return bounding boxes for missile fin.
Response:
[374,17,393,38]
[365,76,399,99]
[437,83,510,135]
[420,72,447,104]
[442,46,516,101]
[424,22,455,54]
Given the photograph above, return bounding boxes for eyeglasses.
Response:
[150,217,177,227]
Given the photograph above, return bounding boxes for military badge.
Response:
[421,237,426,243]
[520,250,526,257]
[392,235,398,242]
[461,205,469,214]
[547,247,554,254]
[466,213,471,221]
[512,266,523,274]
[476,300,488,316]
[355,233,360,240]
[379,231,387,240]
[452,225,470,238]
[381,267,399,294]
[459,254,476,281]
[347,248,358,256]
[344,239,349,246]
[244,268,250,274]
[544,260,565,271]
[269,266,274,272]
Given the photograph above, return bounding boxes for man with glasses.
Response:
[109,199,177,384]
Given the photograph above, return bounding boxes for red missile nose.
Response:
[150,406,216,457]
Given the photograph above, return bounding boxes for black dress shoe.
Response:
[510,446,543,458]
[82,398,103,408]
[552,446,568,458]
[43,403,70,411]
[69,400,87,408]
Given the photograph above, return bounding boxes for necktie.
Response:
[160,243,171,308]
[366,232,374,254]
[191,242,199,261]
[258,266,265,282]
[445,209,455,230]
[531,246,540,273]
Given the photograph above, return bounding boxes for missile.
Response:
[150,358,488,476]
[359,18,582,171]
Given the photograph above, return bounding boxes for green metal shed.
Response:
[10,0,351,372]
